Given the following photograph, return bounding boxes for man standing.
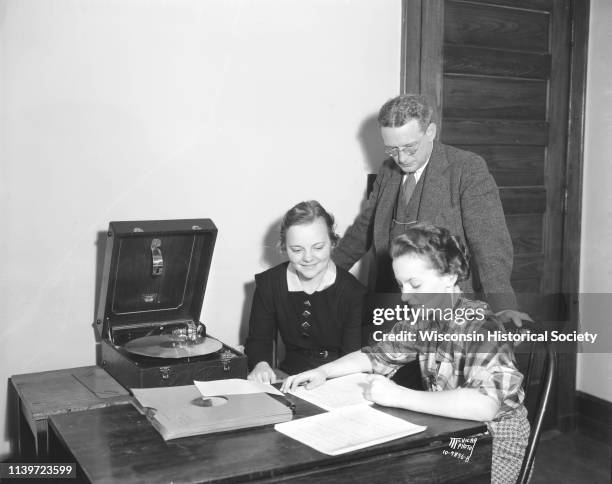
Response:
[333,94,527,325]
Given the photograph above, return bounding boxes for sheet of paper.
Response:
[275,404,426,455]
[288,373,373,410]
[194,379,284,397]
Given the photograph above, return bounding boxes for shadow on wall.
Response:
[357,112,384,174]
[349,112,384,289]
[238,216,285,348]
[260,216,285,269]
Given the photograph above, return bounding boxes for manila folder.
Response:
[132,384,292,441]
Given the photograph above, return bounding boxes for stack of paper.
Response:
[131,383,292,441]
[287,372,373,410]
[276,373,426,455]
[275,404,426,455]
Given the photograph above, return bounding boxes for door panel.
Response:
[444,44,551,79]
[499,187,547,215]
[461,145,545,186]
[444,0,550,51]
[443,76,547,120]
[401,0,576,430]
[506,214,544,255]
[442,119,549,145]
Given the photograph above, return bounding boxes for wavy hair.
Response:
[390,222,470,281]
[279,200,339,252]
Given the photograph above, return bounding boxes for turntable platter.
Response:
[123,335,223,358]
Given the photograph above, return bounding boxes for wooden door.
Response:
[401,0,587,430]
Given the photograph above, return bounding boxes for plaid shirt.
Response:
[363,297,525,420]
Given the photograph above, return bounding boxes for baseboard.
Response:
[575,391,612,445]
[0,453,15,463]
[556,414,576,433]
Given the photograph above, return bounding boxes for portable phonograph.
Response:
[96,219,247,388]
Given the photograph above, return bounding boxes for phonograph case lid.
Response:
[95,219,217,340]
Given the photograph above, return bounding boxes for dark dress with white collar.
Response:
[244,262,366,375]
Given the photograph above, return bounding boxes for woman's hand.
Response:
[280,368,327,393]
[247,361,277,384]
[364,375,408,408]
[495,309,533,328]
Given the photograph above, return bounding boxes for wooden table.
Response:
[48,393,492,483]
[10,366,131,457]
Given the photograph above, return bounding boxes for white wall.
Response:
[0,0,401,458]
[577,0,612,402]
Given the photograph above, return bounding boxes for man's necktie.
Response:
[400,172,417,205]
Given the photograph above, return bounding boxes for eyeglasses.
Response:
[384,134,427,159]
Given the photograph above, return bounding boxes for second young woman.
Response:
[282,223,529,484]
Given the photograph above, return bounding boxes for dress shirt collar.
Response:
[403,155,430,183]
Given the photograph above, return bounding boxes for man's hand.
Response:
[280,369,327,393]
[247,361,277,384]
[363,375,408,408]
[495,309,533,329]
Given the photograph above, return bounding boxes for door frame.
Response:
[399,0,590,431]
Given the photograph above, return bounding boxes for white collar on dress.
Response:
[286,261,337,293]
